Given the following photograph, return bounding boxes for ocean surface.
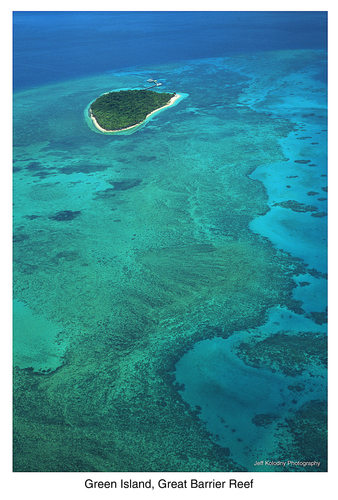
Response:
[13,12,327,472]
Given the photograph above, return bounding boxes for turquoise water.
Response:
[13,49,327,471]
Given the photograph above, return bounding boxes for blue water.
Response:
[13,12,327,472]
[13,11,327,91]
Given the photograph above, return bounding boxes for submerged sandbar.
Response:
[89,89,181,134]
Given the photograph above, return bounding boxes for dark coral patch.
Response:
[288,383,305,392]
[307,191,319,196]
[52,251,79,263]
[31,171,55,179]
[59,164,110,175]
[49,210,81,221]
[311,212,327,218]
[108,179,142,191]
[273,200,317,213]
[136,155,157,162]
[24,215,41,220]
[252,413,278,427]
[26,162,42,171]
[24,161,56,178]
[237,331,327,376]
[310,310,327,325]
[93,188,116,200]
[13,233,29,243]
[285,400,327,471]
[308,268,327,280]
[93,180,142,199]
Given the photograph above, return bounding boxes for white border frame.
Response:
[3,3,335,499]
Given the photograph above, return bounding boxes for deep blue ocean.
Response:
[13,12,327,472]
[13,11,327,90]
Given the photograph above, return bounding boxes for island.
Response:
[89,89,181,133]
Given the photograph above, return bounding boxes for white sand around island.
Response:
[89,93,182,134]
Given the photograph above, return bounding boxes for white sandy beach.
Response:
[89,93,182,134]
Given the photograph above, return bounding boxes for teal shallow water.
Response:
[13,49,327,471]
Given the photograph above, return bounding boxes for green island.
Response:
[90,89,177,132]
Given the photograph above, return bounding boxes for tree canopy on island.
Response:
[90,89,176,131]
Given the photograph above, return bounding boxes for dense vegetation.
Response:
[90,89,176,131]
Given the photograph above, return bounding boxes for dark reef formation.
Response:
[49,210,81,221]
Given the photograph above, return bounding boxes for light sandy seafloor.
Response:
[89,92,182,134]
